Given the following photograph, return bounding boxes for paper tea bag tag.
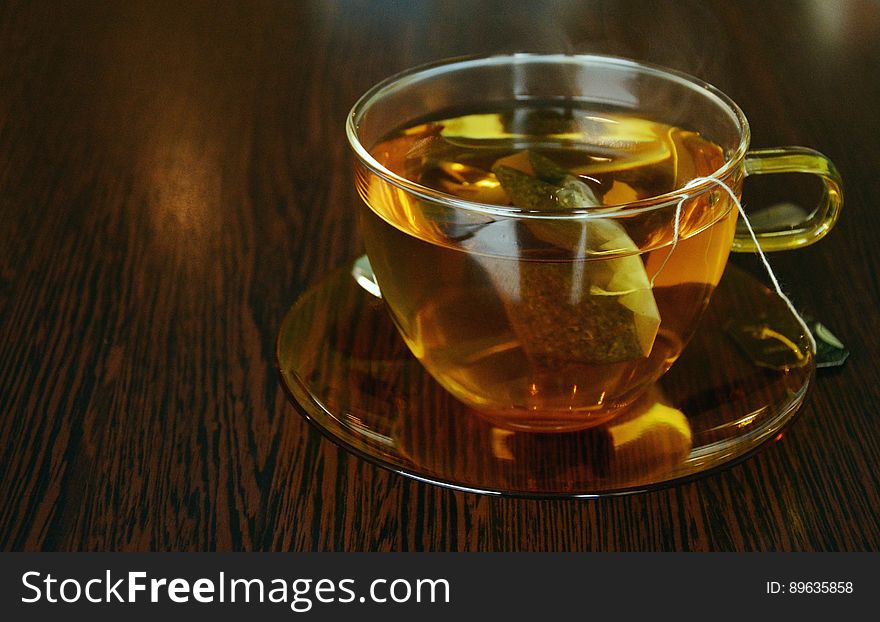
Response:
[466,153,661,363]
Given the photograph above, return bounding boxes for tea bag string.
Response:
[654,176,817,354]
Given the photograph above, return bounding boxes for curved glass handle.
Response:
[732,147,843,252]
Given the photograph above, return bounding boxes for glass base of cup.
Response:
[277,258,815,498]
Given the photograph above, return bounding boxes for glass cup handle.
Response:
[732,147,843,252]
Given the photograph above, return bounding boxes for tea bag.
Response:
[471,151,661,364]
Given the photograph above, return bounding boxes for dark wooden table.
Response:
[2,0,878,551]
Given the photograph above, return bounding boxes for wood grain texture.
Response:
[0,0,878,551]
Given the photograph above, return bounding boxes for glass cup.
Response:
[346,54,842,432]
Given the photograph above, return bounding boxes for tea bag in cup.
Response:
[467,151,661,365]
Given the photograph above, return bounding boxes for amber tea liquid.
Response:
[358,106,738,431]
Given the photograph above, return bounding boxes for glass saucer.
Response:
[277,259,815,498]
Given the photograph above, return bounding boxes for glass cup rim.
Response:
[346,53,751,220]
